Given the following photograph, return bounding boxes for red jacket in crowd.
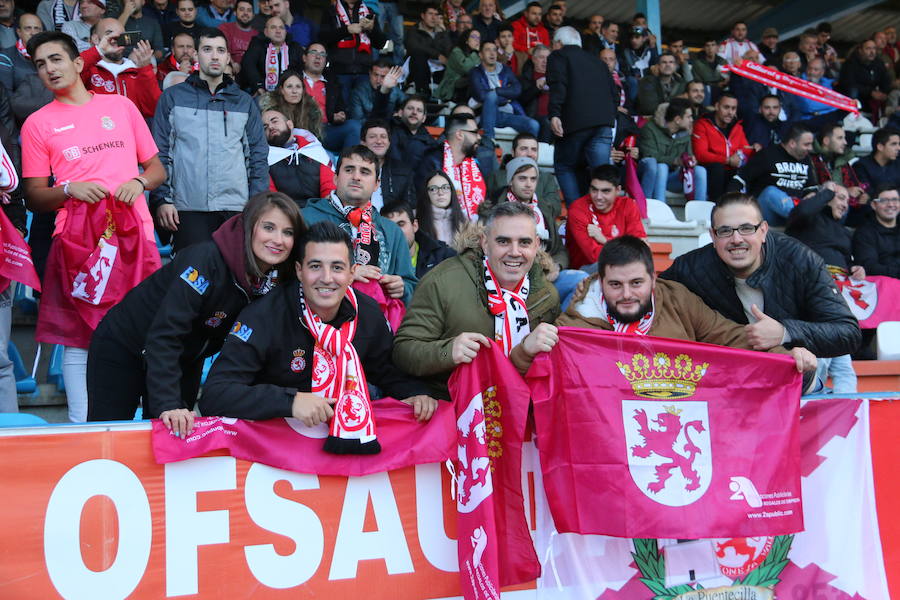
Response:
[79,46,161,120]
[567,194,646,269]
[511,16,549,53]
[691,113,754,165]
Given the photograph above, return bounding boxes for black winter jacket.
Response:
[785,189,854,269]
[200,280,430,420]
[660,231,861,358]
[547,44,618,134]
[240,35,305,93]
[94,218,265,417]
[269,154,322,208]
[414,230,456,279]
[318,1,387,75]
[380,156,417,209]
[852,212,900,278]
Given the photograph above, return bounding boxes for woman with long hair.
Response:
[436,28,482,102]
[415,171,467,245]
[258,70,323,139]
[86,192,306,436]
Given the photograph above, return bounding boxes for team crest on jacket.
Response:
[204,311,226,328]
[290,348,306,372]
[101,116,115,130]
[229,321,253,342]
[618,352,712,506]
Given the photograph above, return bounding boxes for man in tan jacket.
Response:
[540,235,817,377]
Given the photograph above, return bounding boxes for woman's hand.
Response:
[161,408,195,438]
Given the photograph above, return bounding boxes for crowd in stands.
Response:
[0,0,895,430]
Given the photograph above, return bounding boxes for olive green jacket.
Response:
[392,247,561,399]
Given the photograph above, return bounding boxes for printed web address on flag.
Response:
[747,510,794,518]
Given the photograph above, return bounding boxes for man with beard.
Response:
[263,108,335,207]
[422,113,486,220]
[302,145,416,303]
[152,27,268,250]
[79,19,160,119]
[360,118,415,210]
[393,202,560,398]
[729,124,818,225]
[661,193,861,374]
[839,39,892,116]
[156,31,195,84]
[218,0,256,76]
[542,235,818,378]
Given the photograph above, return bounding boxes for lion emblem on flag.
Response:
[622,400,712,506]
[456,389,493,513]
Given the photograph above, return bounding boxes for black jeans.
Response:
[173,210,239,253]
[87,321,203,421]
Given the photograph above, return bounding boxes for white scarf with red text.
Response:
[483,255,530,356]
[335,0,371,53]
[264,43,289,91]
[442,141,485,220]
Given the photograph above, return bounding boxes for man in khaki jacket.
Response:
[535,235,817,378]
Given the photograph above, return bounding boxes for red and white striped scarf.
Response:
[507,190,548,241]
[442,0,465,31]
[483,255,530,356]
[168,53,199,73]
[442,141,485,220]
[264,43,289,91]
[15,39,29,59]
[299,285,378,452]
[335,0,371,53]
[601,293,655,335]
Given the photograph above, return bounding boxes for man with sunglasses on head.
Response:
[660,193,861,374]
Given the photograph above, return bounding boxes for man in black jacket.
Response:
[381,204,455,278]
[853,184,900,278]
[730,123,818,226]
[361,118,416,210]
[547,25,618,206]
[239,16,304,95]
[404,4,452,96]
[661,193,861,363]
[201,221,439,425]
[838,39,891,115]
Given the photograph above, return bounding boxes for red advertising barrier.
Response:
[0,398,897,598]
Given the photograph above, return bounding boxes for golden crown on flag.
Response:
[615,352,709,399]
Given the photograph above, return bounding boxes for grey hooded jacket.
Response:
[151,73,268,212]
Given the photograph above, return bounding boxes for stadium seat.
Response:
[156,231,172,259]
[48,345,65,393]
[685,200,715,226]
[8,342,37,395]
[876,322,900,360]
[0,412,47,427]
[13,282,38,316]
[646,198,697,228]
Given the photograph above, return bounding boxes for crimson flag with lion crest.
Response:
[448,341,541,600]
[526,327,804,539]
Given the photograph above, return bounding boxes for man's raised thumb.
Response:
[750,304,767,321]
